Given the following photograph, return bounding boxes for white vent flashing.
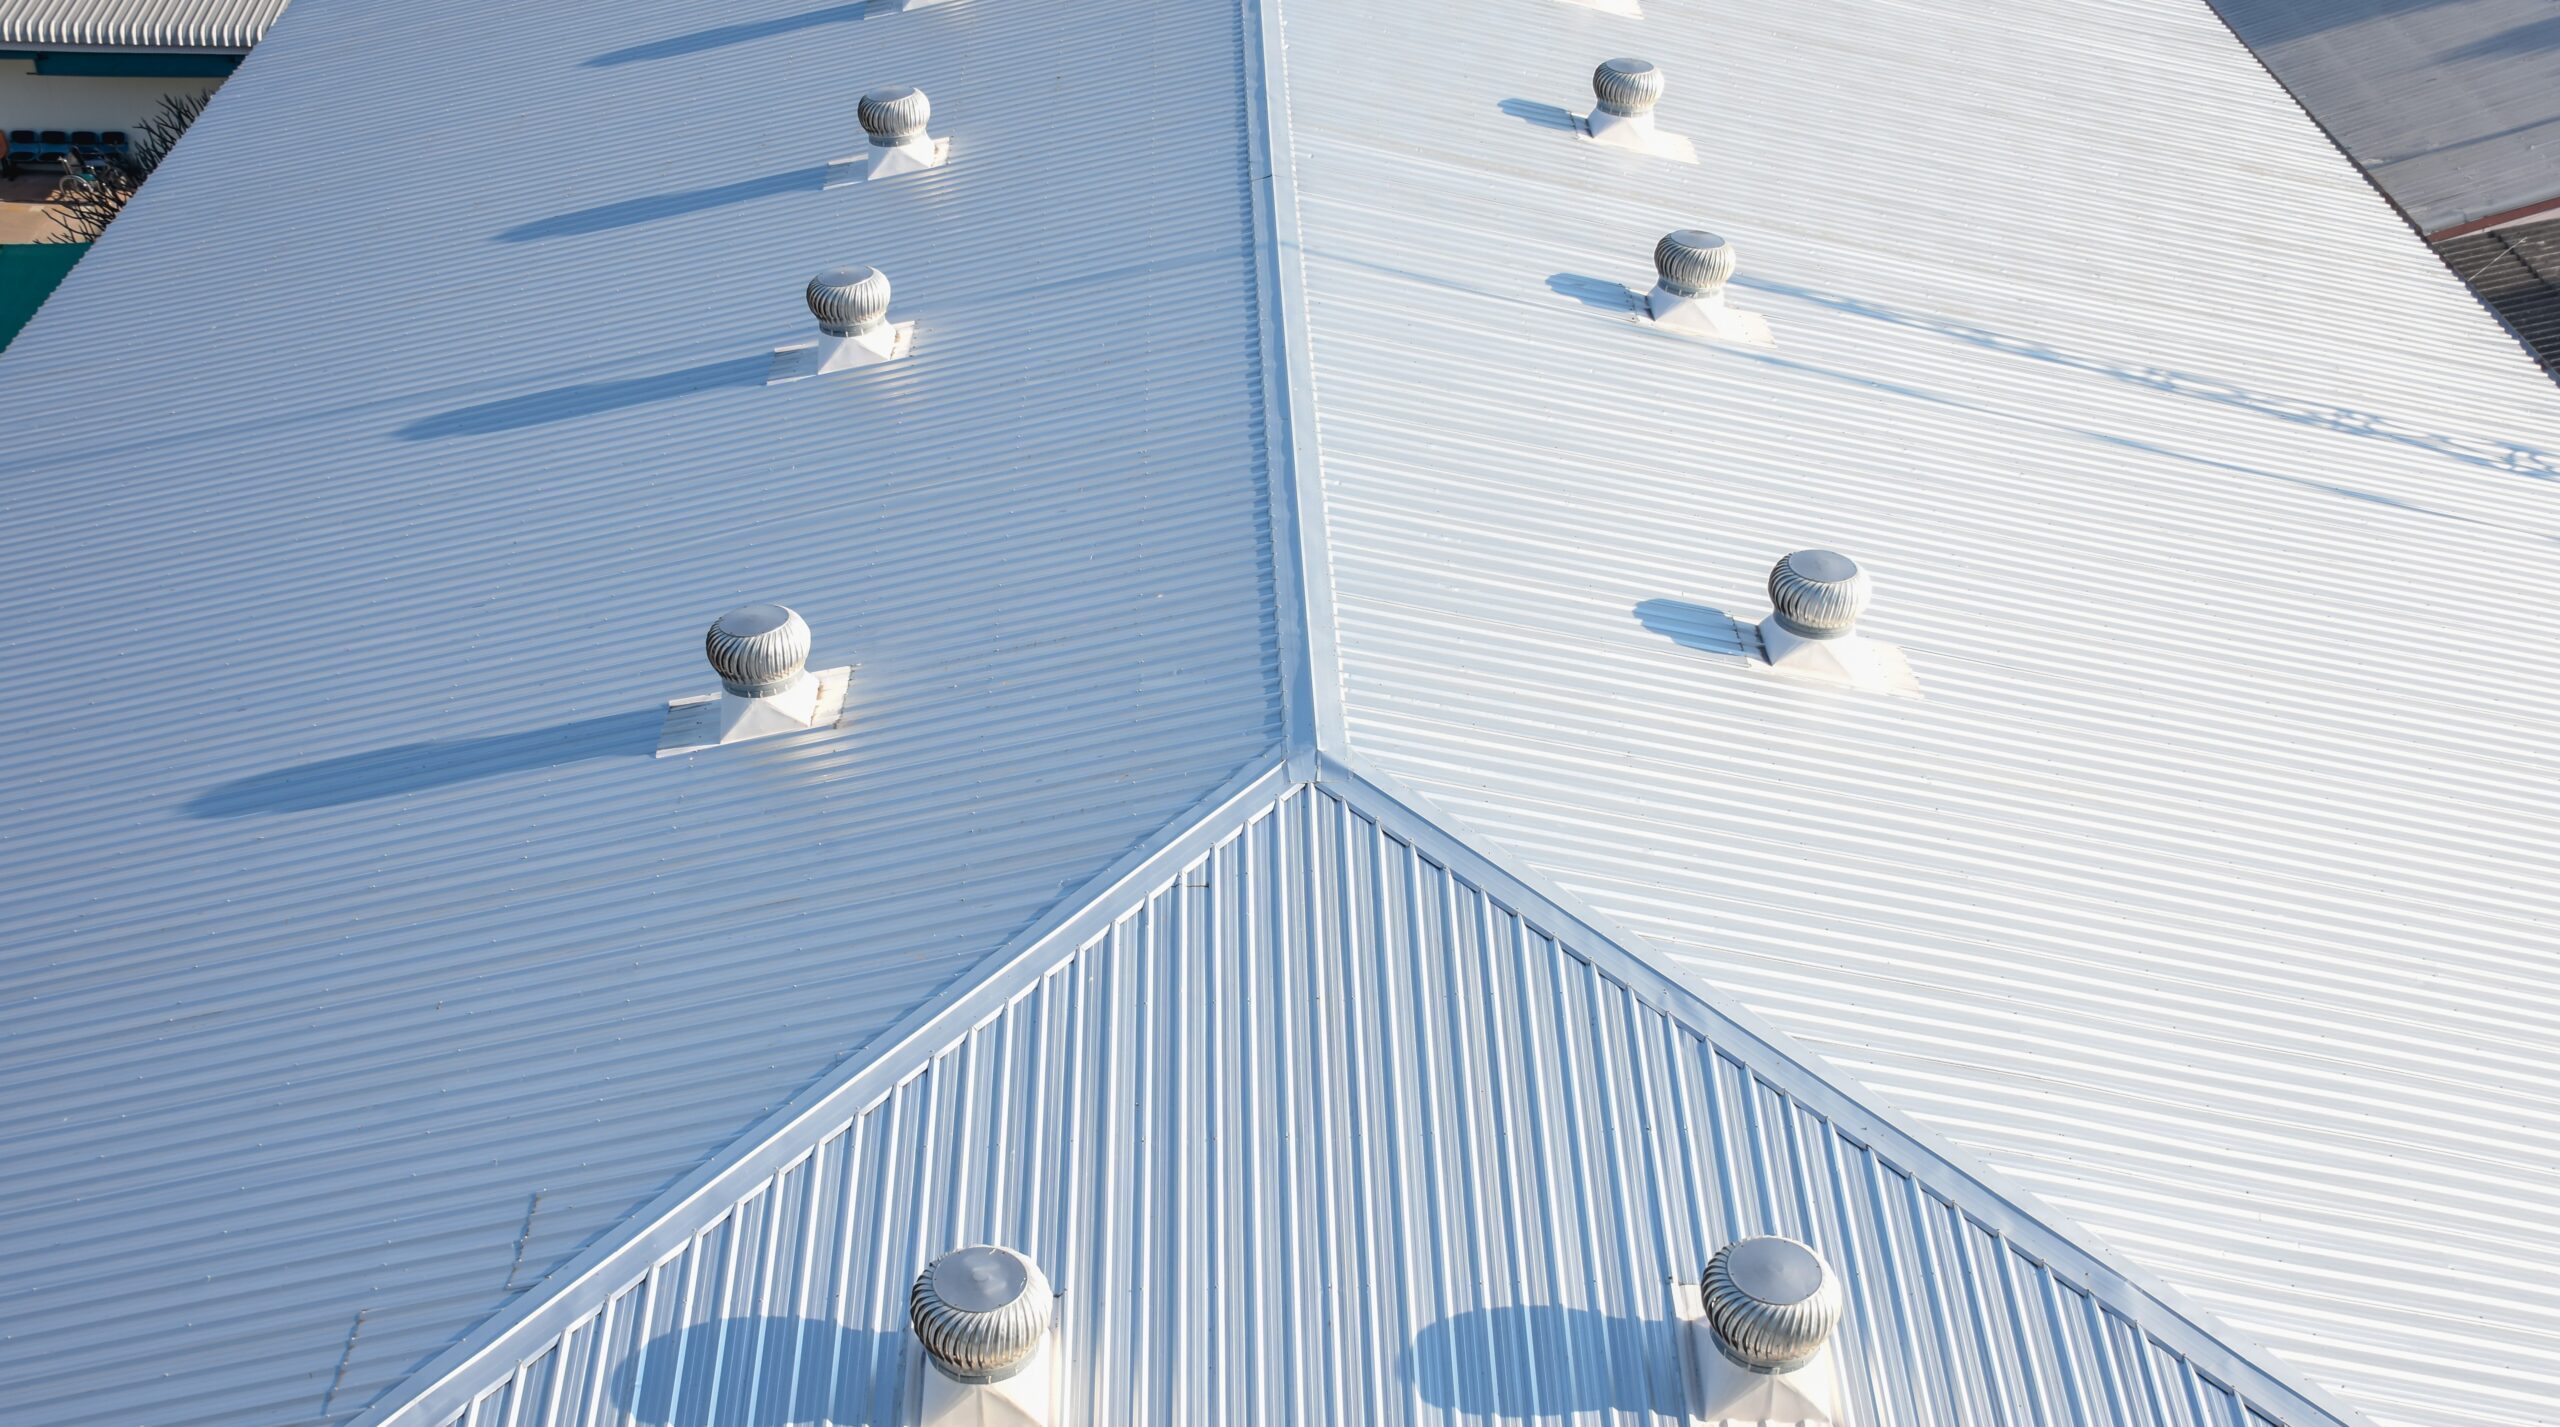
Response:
[657,603,852,756]
[1750,549,1920,696]
[1580,59,1695,162]
[1643,231,1771,345]
[907,1246,1062,1427]
[771,265,913,382]
[1675,1236,1846,1425]
[1558,0,1642,17]
[829,84,949,186]
[913,1337,1057,1427]
[1682,1321,1842,1425]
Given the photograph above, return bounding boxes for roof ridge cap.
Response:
[1241,0,1347,772]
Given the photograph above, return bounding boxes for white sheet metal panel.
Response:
[391,780,2331,1427]
[1282,1,2560,1425]
[2205,0,2560,233]
[0,0,283,49]
[0,0,1278,1424]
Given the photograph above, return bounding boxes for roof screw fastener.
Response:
[911,1244,1055,1385]
[1702,1235,1845,1373]
[1592,57,1664,117]
[860,85,932,147]
[1766,550,1872,640]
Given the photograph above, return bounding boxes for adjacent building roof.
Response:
[0,0,2554,1425]
[0,0,285,51]
[2205,0,2560,235]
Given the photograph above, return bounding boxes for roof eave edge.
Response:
[341,750,1299,1427]
[1311,744,2377,1427]
[1240,0,1343,775]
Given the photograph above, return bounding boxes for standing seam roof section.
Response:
[0,0,285,49]
[0,0,1282,1423]
[1280,0,2560,1423]
[363,771,2350,1427]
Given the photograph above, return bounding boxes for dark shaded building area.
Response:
[2435,218,2560,371]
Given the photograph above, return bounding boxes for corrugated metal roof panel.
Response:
[2203,0,2560,234]
[1281,1,2560,1425]
[0,0,284,50]
[4,0,2548,1421]
[0,0,1279,1423]
[365,777,2344,1427]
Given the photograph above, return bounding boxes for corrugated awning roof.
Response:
[0,0,287,51]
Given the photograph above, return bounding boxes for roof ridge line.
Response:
[1312,745,2377,1427]
[1241,0,1346,772]
[340,751,1298,1427]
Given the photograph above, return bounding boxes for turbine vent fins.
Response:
[1593,57,1664,116]
[859,85,932,147]
[911,1245,1054,1385]
[1702,1236,1844,1373]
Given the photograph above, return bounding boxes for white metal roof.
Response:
[0,0,284,50]
[0,0,2552,1423]
[1280,0,2560,1424]
[326,769,2354,1427]
[0,0,1279,1423]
